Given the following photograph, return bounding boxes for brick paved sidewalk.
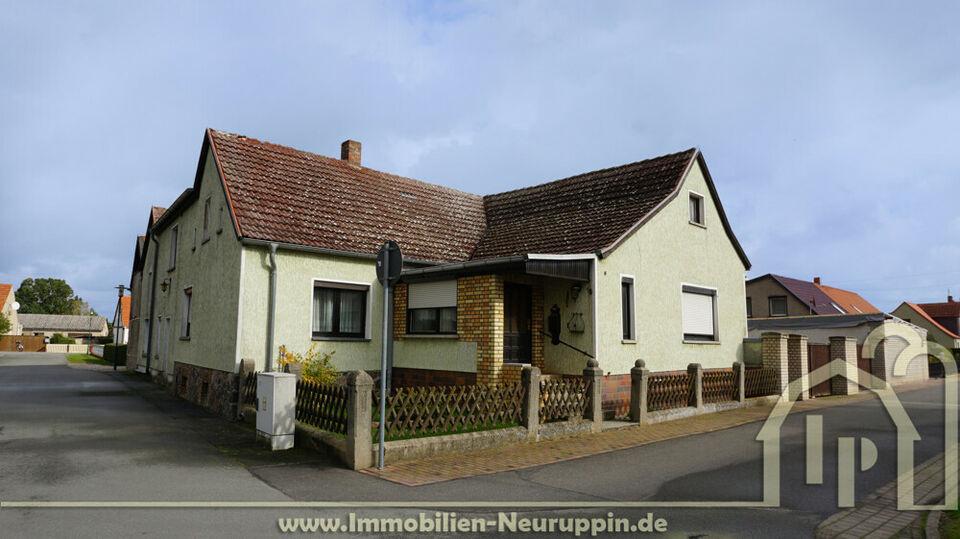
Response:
[815,453,951,538]
[362,384,914,486]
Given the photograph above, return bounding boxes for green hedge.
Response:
[50,333,75,345]
[103,344,127,365]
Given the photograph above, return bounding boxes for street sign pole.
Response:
[376,240,402,470]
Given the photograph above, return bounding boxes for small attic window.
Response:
[689,192,705,226]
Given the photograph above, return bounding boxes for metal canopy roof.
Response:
[400,255,592,283]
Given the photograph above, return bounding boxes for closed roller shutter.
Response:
[408,280,457,309]
[682,289,715,338]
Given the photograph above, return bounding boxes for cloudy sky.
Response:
[1,1,958,317]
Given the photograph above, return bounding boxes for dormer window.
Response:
[689,192,705,226]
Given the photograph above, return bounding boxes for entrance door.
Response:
[503,283,532,363]
[808,343,832,397]
[857,344,872,389]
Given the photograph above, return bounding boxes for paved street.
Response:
[0,352,950,537]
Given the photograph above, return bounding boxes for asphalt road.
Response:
[0,352,949,538]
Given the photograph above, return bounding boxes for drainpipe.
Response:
[144,234,160,375]
[265,243,279,372]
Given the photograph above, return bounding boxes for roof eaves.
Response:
[205,128,244,239]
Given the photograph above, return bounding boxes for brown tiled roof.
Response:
[208,130,486,263]
[753,274,844,315]
[917,300,960,318]
[901,302,960,339]
[472,150,697,258]
[815,283,881,314]
[0,283,11,309]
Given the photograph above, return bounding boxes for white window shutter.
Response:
[682,291,715,336]
[408,281,457,309]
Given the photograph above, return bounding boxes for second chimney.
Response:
[814,277,821,285]
[341,140,361,166]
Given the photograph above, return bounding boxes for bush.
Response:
[50,333,75,344]
[102,344,127,365]
[278,343,338,385]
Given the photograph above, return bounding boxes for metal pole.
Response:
[377,243,389,470]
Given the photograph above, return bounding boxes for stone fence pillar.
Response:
[521,365,541,439]
[762,332,790,394]
[630,360,649,424]
[787,334,810,400]
[687,363,703,410]
[829,337,859,396]
[345,370,374,470]
[733,361,745,403]
[583,359,603,432]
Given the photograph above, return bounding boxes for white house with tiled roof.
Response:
[133,128,751,417]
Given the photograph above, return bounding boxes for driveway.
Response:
[0,354,949,537]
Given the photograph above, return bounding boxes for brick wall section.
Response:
[173,362,237,418]
[392,367,477,387]
[762,332,789,393]
[829,336,859,395]
[458,275,504,385]
[602,374,631,417]
[786,334,810,400]
[392,283,407,340]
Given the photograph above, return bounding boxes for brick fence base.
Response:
[602,374,631,419]
[173,362,237,418]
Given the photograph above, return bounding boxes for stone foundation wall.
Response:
[173,362,237,418]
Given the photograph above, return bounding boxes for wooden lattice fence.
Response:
[375,383,524,440]
[702,368,736,404]
[240,371,258,406]
[744,367,779,398]
[647,371,690,411]
[296,379,348,434]
[539,376,587,423]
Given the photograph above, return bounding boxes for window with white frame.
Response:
[689,192,705,226]
[769,296,788,317]
[407,280,457,334]
[202,197,211,241]
[682,285,717,342]
[180,287,192,339]
[313,282,368,339]
[167,225,178,270]
[621,276,635,340]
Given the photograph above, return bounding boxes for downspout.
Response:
[265,243,278,372]
[145,234,160,375]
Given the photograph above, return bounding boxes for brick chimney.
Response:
[949,294,955,303]
[813,277,821,285]
[341,140,361,166]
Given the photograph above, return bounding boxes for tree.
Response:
[0,313,10,335]
[69,297,97,316]
[15,278,77,315]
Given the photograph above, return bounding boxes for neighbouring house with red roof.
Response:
[132,128,751,416]
[0,283,22,335]
[745,274,880,319]
[891,298,960,366]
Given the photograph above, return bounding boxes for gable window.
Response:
[682,285,717,342]
[192,227,197,251]
[746,297,753,318]
[313,282,368,339]
[769,296,788,317]
[689,192,705,226]
[180,287,192,339]
[621,276,635,341]
[202,197,211,242]
[217,206,224,234]
[168,225,179,270]
[407,280,457,335]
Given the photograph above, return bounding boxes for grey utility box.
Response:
[256,372,297,450]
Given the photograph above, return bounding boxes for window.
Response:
[769,296,788,317]
[313,283,368,339]
[191,227,197,251]
[217,206,224,234]
[407,280,457,334]
[682,285,717,342]
[168,225,179,270]
[746,297,753,318]
[180,287,192,339]
[689,192,705,226]
[202,197,211,242]
[621,276,635,340]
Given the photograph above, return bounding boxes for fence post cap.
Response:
[346,370,373,387]
[687,363,702,372]
[586,358,599,369]
[634,359,645,369]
